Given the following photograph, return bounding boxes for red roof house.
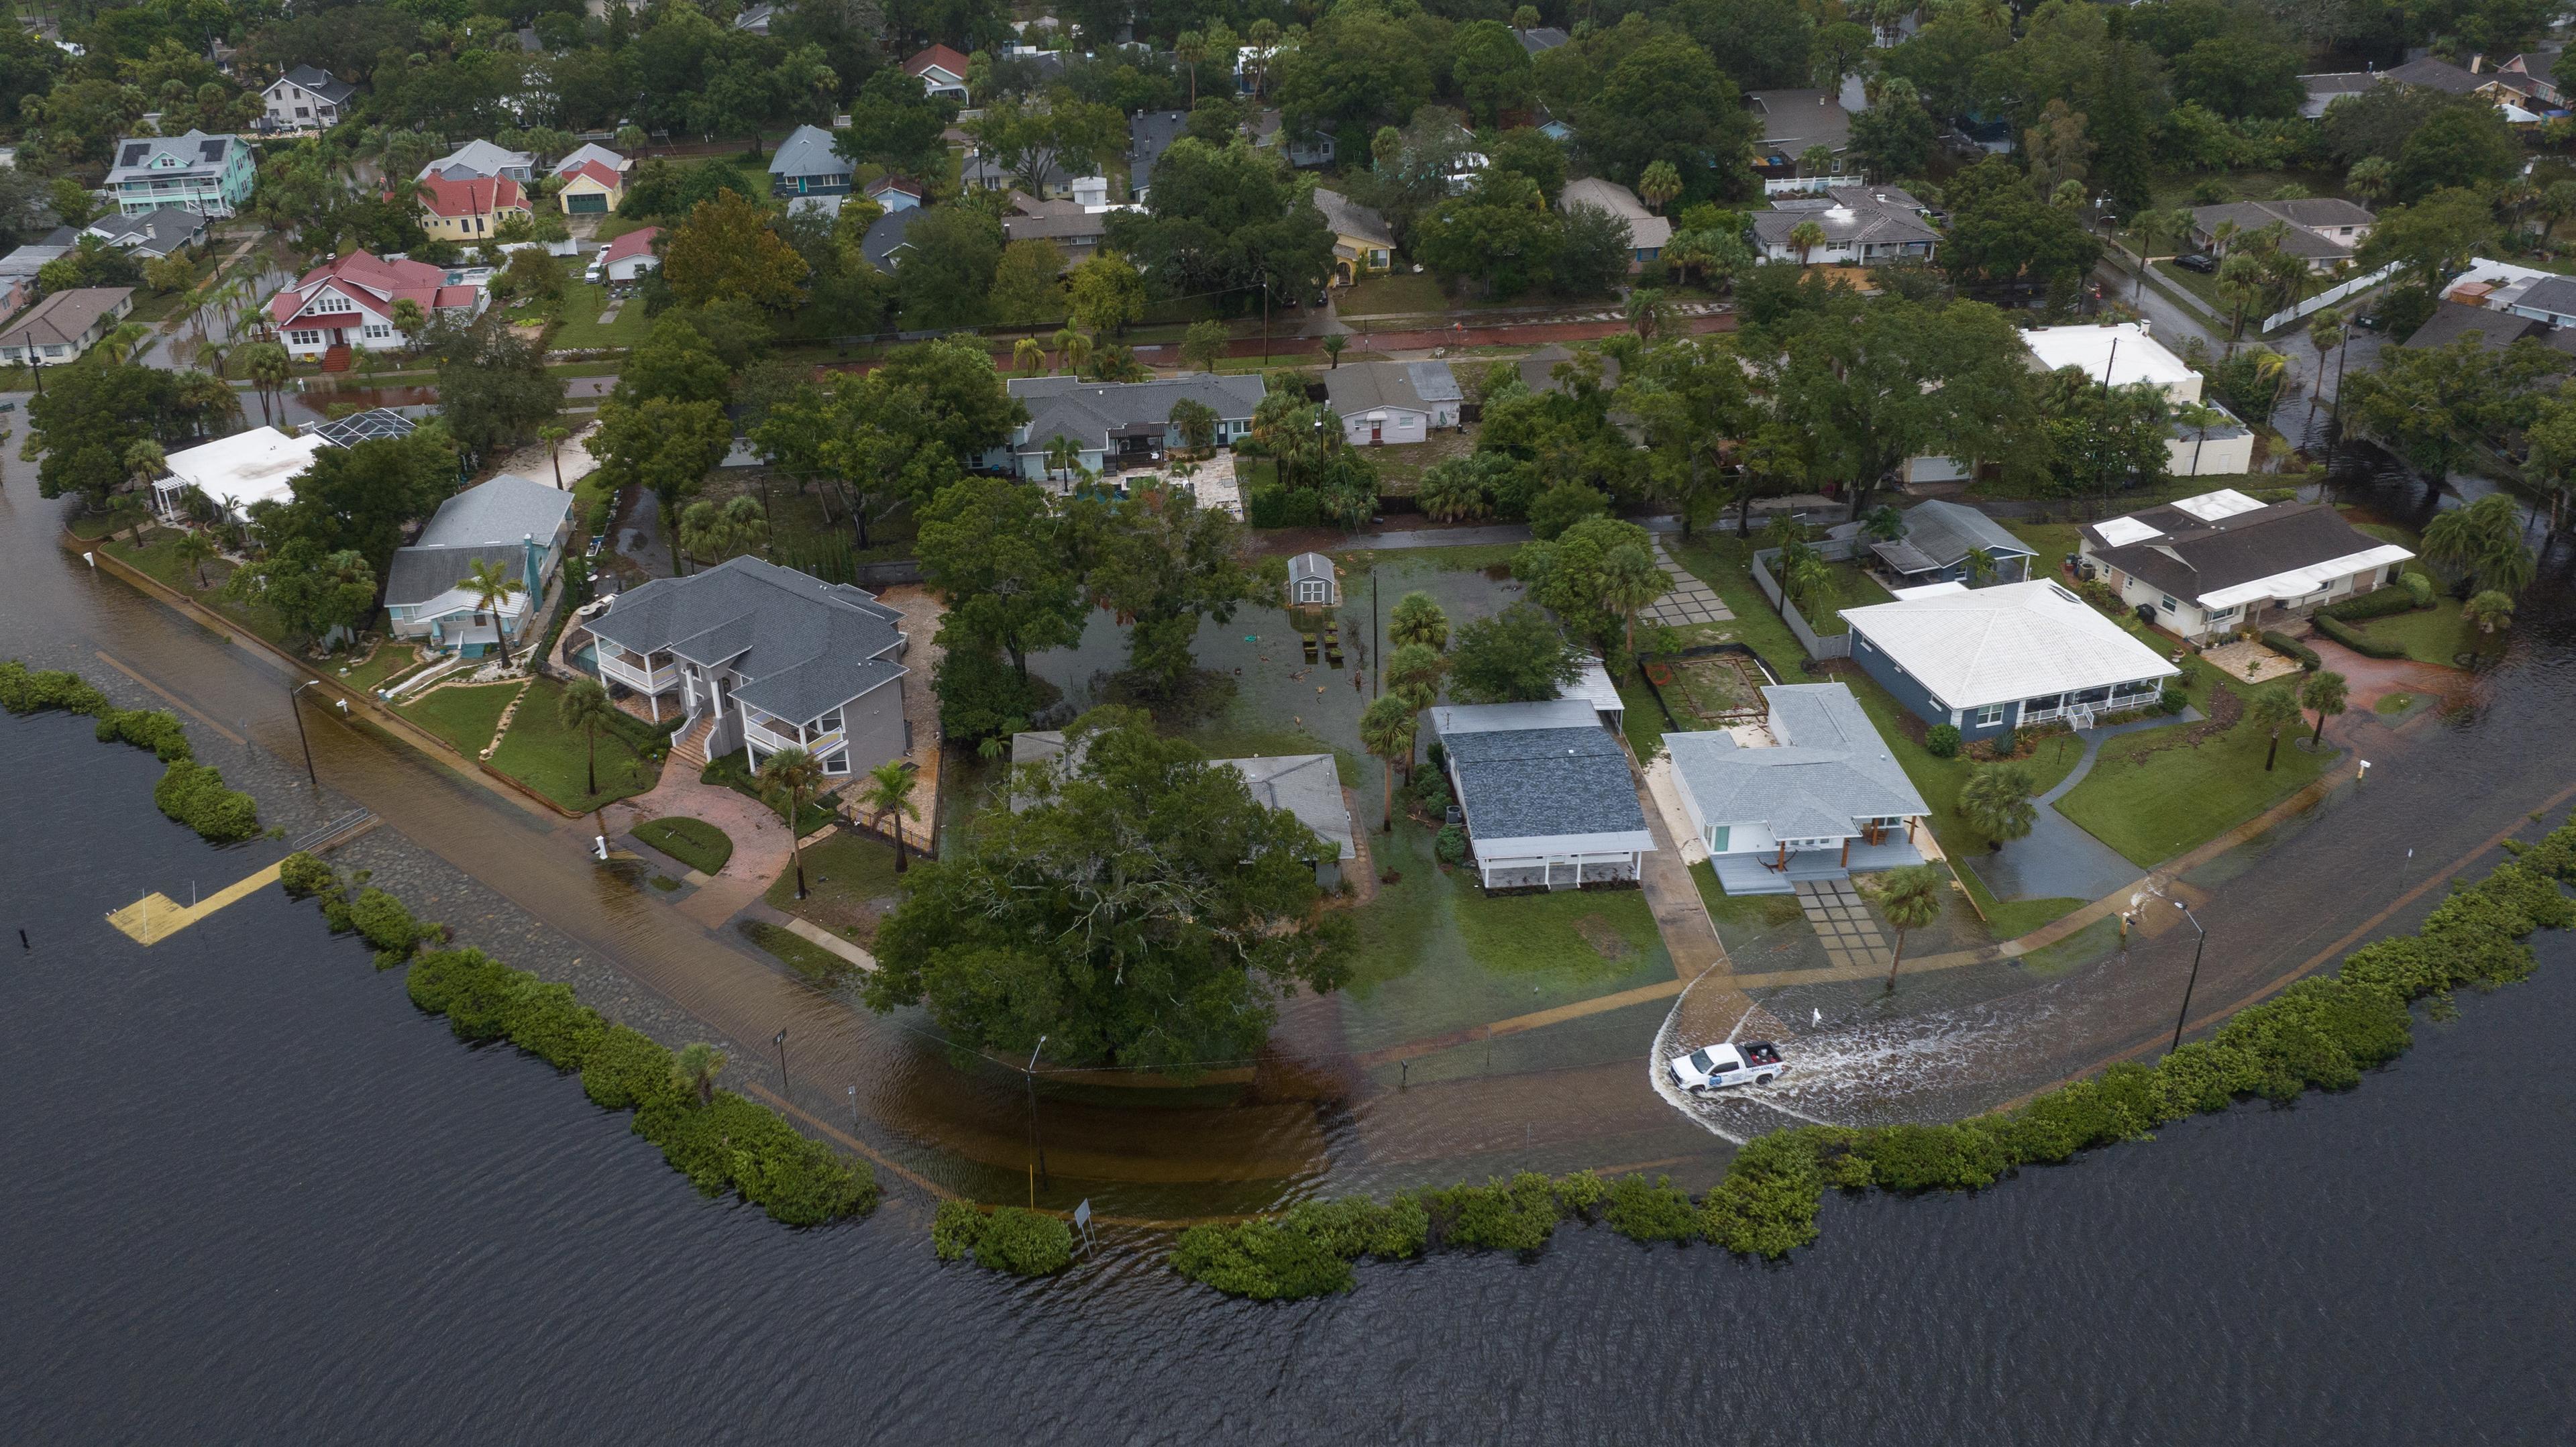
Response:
[267,250,485,358]
[905,44,972,99]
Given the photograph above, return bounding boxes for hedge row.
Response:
[2313,614,2410,660]
[2,660,265,845]
[1169,827,2576,1299]
[2320,585,2426,623]
[932,1201,1076,1277]
[282,850,880,1228]
[2259,631,2320,670]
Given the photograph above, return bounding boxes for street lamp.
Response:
[2171,902,2208,1055]
[288,678,326,791]
[773,1028,789,1097]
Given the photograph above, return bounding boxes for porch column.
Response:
[1841,839,1851,867]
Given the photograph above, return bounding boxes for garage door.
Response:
[567,193,607,214]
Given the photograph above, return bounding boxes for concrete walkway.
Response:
[1965,710,2201,905]
[1640,536,1734,629]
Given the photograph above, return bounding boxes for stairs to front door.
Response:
[669,713,717,771]
[320,343,354,373]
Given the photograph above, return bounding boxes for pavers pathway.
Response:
[1640,537,1733,629]
[1794,878,1893,972]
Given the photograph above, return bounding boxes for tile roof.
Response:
[416,473,571,549]
[905,44,971,78]
[419,174,526,217]
[1841,579,2179,708]
[585,556,908,726]
[1666,684,1927,841]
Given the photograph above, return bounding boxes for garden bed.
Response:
[635,816,734,875]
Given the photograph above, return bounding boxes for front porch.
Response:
[1710,833,1927,896]
[1475,853,1642,892]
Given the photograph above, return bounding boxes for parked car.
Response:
[2173,252,2218,274]
[1668,1041,1787,1091]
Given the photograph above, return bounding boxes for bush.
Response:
[1696,1130,1828,1258]
[1994,726,2020,758]
[1925,723,1962,758]
[633,1091,877,1224]
[2158,684,2188,715]
[1856,1122,2010,1192]
[2322,585,2425,622]
[151,760,262,843]
[2260,631,2319,670]
[1604,1174,1699,1243]
[581,1024,683,1110]
[406,947,525,1039]
[95,706,194,762]
[0,661,111,716]
[973,1206,1076,1275]
[1552,1169,1608,1222]
[504,979,610,1069]
[1424,1172,1563,1252]
[348,887,431,957]
[1434,824,1467,865]
[278,851,339,900]
[1246,485,1322,529]
[2402,570,2435,606]
[1172,1218,1357,1299]
[932,1200,987,1261]
[2313,614,2408,659]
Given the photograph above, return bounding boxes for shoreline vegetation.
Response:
[1163,822,2576,1299]
[3,660,874,1230]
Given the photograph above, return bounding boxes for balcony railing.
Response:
[597,653,677,694]
[743,713,845,757]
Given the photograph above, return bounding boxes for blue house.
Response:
[987,374,1269,484]
[769,124,853,198]
[1841,580,2178,743]
[383,474,573,657]
[103,131,255,217]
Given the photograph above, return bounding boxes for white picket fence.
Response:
[2259,263,2400,334]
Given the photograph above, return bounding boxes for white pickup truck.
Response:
[1668,1040,1786,1091]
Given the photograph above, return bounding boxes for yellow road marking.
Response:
[106,861,284,945]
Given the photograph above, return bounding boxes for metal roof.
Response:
[1841,580,2178,709]
[1666,684,1929,841]
[1220,754,1354,859]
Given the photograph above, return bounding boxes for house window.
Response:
[2159,594,2178,613]
[1975,703,2005,727]
[289,330,321,346]
[363,323,391,339]
[822,753,851,776]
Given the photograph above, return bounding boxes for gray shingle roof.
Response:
[2383,56,2481,94]
[1443,726,1647,842]
[1287,552,1334,586]
[1754,186,1937,249]
[1516,26,1569,52]
[1886,500,2033,573]
[586,556,906,725]
[1322,360,1455,417]
[769,124,845,178]
[1311,187,1392,249]
[1220,753,1354,859]
[83,206,205,257]
[1129,109,1188,192]
[279,64,356,104]
[1666,684,1927,841]
[2085,500,2391,600]
[416,474,570,549]
[1008,374,1267,451]
[384,543,522,607]
[415,138,531,181]
[2511,274,2576,320]
[861,207,924,270]
[1745,89,1852,153]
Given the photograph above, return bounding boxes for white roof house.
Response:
[1560,656,1625,732]
[2023,322,2202,404]
[150,426,335,521]
[1842,578,2179,738]
[1666,683,1930,895]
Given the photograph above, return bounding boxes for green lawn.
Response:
[1984,894,2089,941]
[1832,669,2088,857]
[334,642,424,696]
[741,919,861,987]
[767,826,906,939]
[553,283,650,350]
[635,816,733,875]
[2344,596,2485,668]
[1786,561,1895,635]
[488,676,661,812]
[2055,670,2332,868]
[1663,534,1821,683]
[103,533,297,649]
[400,682,519,757]
[1336,272,1449,317]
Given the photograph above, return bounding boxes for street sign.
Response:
[1073,1198,1095,1253]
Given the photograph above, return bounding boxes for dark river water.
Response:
[3,708,2571,1444]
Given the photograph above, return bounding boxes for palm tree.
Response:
[1864,863,1947,994]
[1788,219,1827,267]
[2248,684,2303,771]
[1388,590,1450,651]
[1958,763,2037,849]
[462,557,523,669]
[537,425,569,487]
[2300,669,2349,748]
[1385,642,1448,712]
[557,676,617,797]
[97,322,153,364]
[2346,156,2392,208]
[679,495,767,566]
[1014,336,1046,376]
[172,529,218,589]
[1322,332,1346,368]
[1963,547,1997,585]
[1358,693,1417,832]
[1599,541,1668,654]
[672,1041,726,1106]
[2422,494,2536,596]
[2174,400,2226,477]
[2464,588,2516,634]
[1169,396,1219,451]
[1042,433,1083,488]
[1175,30,1206,103]
[1053,326,1091,376]
[1638,159,1682,214]
[1626,287,1670,341]
[757,746,828,898]
[855,758,921,871]
[2303,309,2345,439]
[123,439,166,497]
[242,341,290,426]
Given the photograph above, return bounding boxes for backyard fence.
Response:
[1749,541,1856,661]
[2259,262,2400,334]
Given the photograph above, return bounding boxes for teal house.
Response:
[105,131,256,218]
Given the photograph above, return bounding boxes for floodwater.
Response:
[2,706,2569,1442]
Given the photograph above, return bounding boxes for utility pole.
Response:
[1024,1034,1049,1187]
[288,678,323,791]
[1371,568,1381,698]
[773,1028,789,1097]
[2171,902,2208,1055]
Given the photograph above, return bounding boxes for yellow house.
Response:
[552,144,630,215]
[419,174,531,242]
[1311,186,1393,287]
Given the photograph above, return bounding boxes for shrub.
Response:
[1697,1130,1827,1258]
[1434,824,1467,865]
[932,1200,987,1262]
[504,980,609,1069]
[1246,485,1322,529]
[2322,585,2424,622]
[1171,1218,1357,1299]
[972,1206,1076,1275]
[151,760,262,843]
[1604,1174,1699,1243]
[0,661,111,716]
[348,887,429,957]
[1925,723,1962,758]
[2159,684,2188,715]
[1856,1122,2010,1192]
[95,706,194,762]
[2260,631,2319,670]
[1994,726,2020,758]
[2401,570,2435,606]
[2313,614,2408,659]
[633,1091,875,1224]
[278,851,339,901]
[1552,1169,1608,1222]
[1425,1172,1564,1252]
[581,1024,682,1110]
